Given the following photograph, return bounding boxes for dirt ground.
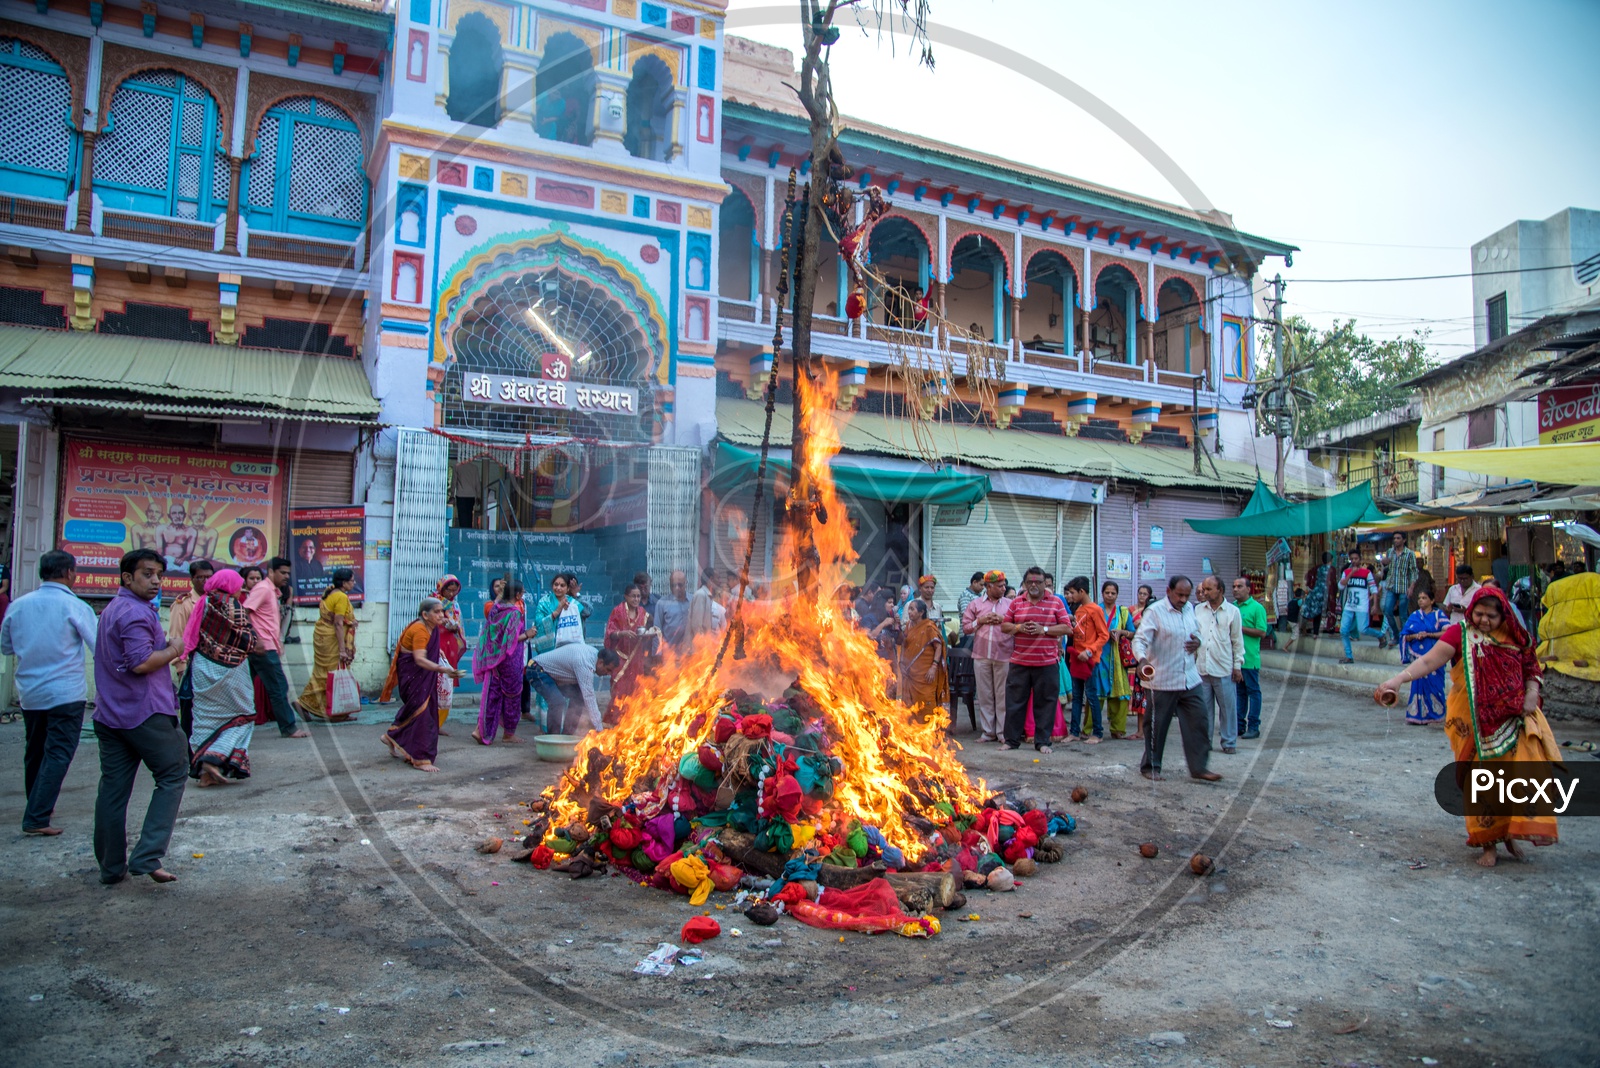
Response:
[3,664,1597,1068]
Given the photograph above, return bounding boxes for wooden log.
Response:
[713,830,886,888]
[884,870,960,910]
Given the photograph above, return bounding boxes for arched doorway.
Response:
[1155,277,1203,374]
[1021,249,1078,354]
[948,233,1008,342]
[536,32,595,145]
[446,13,503,128]
[1090,264,1141,364]
[718,189,758,303]
[624,54,674,162]
[441,262,659,441]
[866,216,930,329]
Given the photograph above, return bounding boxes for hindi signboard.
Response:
[1538,382,1600,444]
[462,371,639,416]
[58,437,286,596]
[289,506,366,606]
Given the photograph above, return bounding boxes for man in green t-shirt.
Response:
[1232,577,1269,740]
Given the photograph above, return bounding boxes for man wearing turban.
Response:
[898,574,944,627]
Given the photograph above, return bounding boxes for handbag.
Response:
[325,668,362,718]
[1118,634,1137,669]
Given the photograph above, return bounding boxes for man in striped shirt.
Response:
[1131,575,1222,782]
[1000,566,1073,753]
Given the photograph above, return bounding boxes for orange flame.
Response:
[549,370,985,856]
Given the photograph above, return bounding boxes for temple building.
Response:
[0,0,1308,694]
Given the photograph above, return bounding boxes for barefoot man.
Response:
[1132,575,1222,783]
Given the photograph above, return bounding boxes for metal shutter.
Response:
[929,493,1059,616]
[389,428,449,646]
[1241,536,1268,574]
[1097,490,1137,592]
[1139,491,1243,588]
[647,445,702,584]
[287,449,354,509]
[1060,502,1095,584]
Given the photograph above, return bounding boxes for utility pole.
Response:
[1271,273,1286,497]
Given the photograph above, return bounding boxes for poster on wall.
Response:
[57,437,285,596]
[289,506,366,606]
[1139,554,1167,581]
[1104,553,1132,580]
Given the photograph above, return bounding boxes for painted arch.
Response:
[434,224,671,389]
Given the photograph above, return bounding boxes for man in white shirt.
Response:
[529,643,619,735]
[1,551,99,835]
[1194,576,1245,754]
[1442,564,1481,627]
[1131,575,1221,783]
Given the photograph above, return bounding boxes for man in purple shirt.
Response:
[93,549,186,885]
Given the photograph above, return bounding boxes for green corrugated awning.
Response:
[710,442,990,506]
[0,325,380,416]
[1185,480,1378,536]
[714,398,1319,492]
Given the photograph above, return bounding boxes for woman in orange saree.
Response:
[1376,585,1559,867]
[898,599,948,721]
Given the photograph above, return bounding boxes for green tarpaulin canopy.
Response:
[1185,480,1379,537]
[709,442,990,507]
[1238,479,1291,517]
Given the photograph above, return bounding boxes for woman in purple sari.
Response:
[380,598,462,773]
[472,578,533,745]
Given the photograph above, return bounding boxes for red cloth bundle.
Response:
[529,844,554,869]
[790,878,919,934]
[680,916,721,944]
[739,713,774,740]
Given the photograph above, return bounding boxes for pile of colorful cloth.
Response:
[518,685,1073,938]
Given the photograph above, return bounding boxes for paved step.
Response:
[1276,632,1403,667]
[1260,646,1394,699]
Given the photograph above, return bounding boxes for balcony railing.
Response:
[244,228,365,271]
[100,209,219,252]
[1343,458,1419,501]
[0,193,67,230]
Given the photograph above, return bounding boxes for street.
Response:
[3,665,1596,1067]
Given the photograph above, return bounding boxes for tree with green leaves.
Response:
[1273,316,1436,442]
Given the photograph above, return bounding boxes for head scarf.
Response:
[983,570,1006,585]
[182,569,246,656]
[1459,585,1540,756]
[435,574,461,603]
[917,575,937,587]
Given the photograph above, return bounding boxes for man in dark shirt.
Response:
[93,549,186,885]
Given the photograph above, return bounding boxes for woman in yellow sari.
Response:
[898,599,948,721]
[1377,585,1559,867]
[295,568,358,722]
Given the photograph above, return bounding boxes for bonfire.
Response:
[520,374,1074,938]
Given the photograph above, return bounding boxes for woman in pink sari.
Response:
[472,579,532,745]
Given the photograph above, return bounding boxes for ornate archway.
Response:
[437,231,665,441]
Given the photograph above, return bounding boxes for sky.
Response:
[723,0,1600,363]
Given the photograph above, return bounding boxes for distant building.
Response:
[1471,207,1599,346]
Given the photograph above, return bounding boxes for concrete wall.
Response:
[1470,207,1600,346]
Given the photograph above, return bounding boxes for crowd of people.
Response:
[4,540,1564,884]
[3,548,317,884]
[844,567,1273,781]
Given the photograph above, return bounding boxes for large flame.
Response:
[549,371,985,855]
